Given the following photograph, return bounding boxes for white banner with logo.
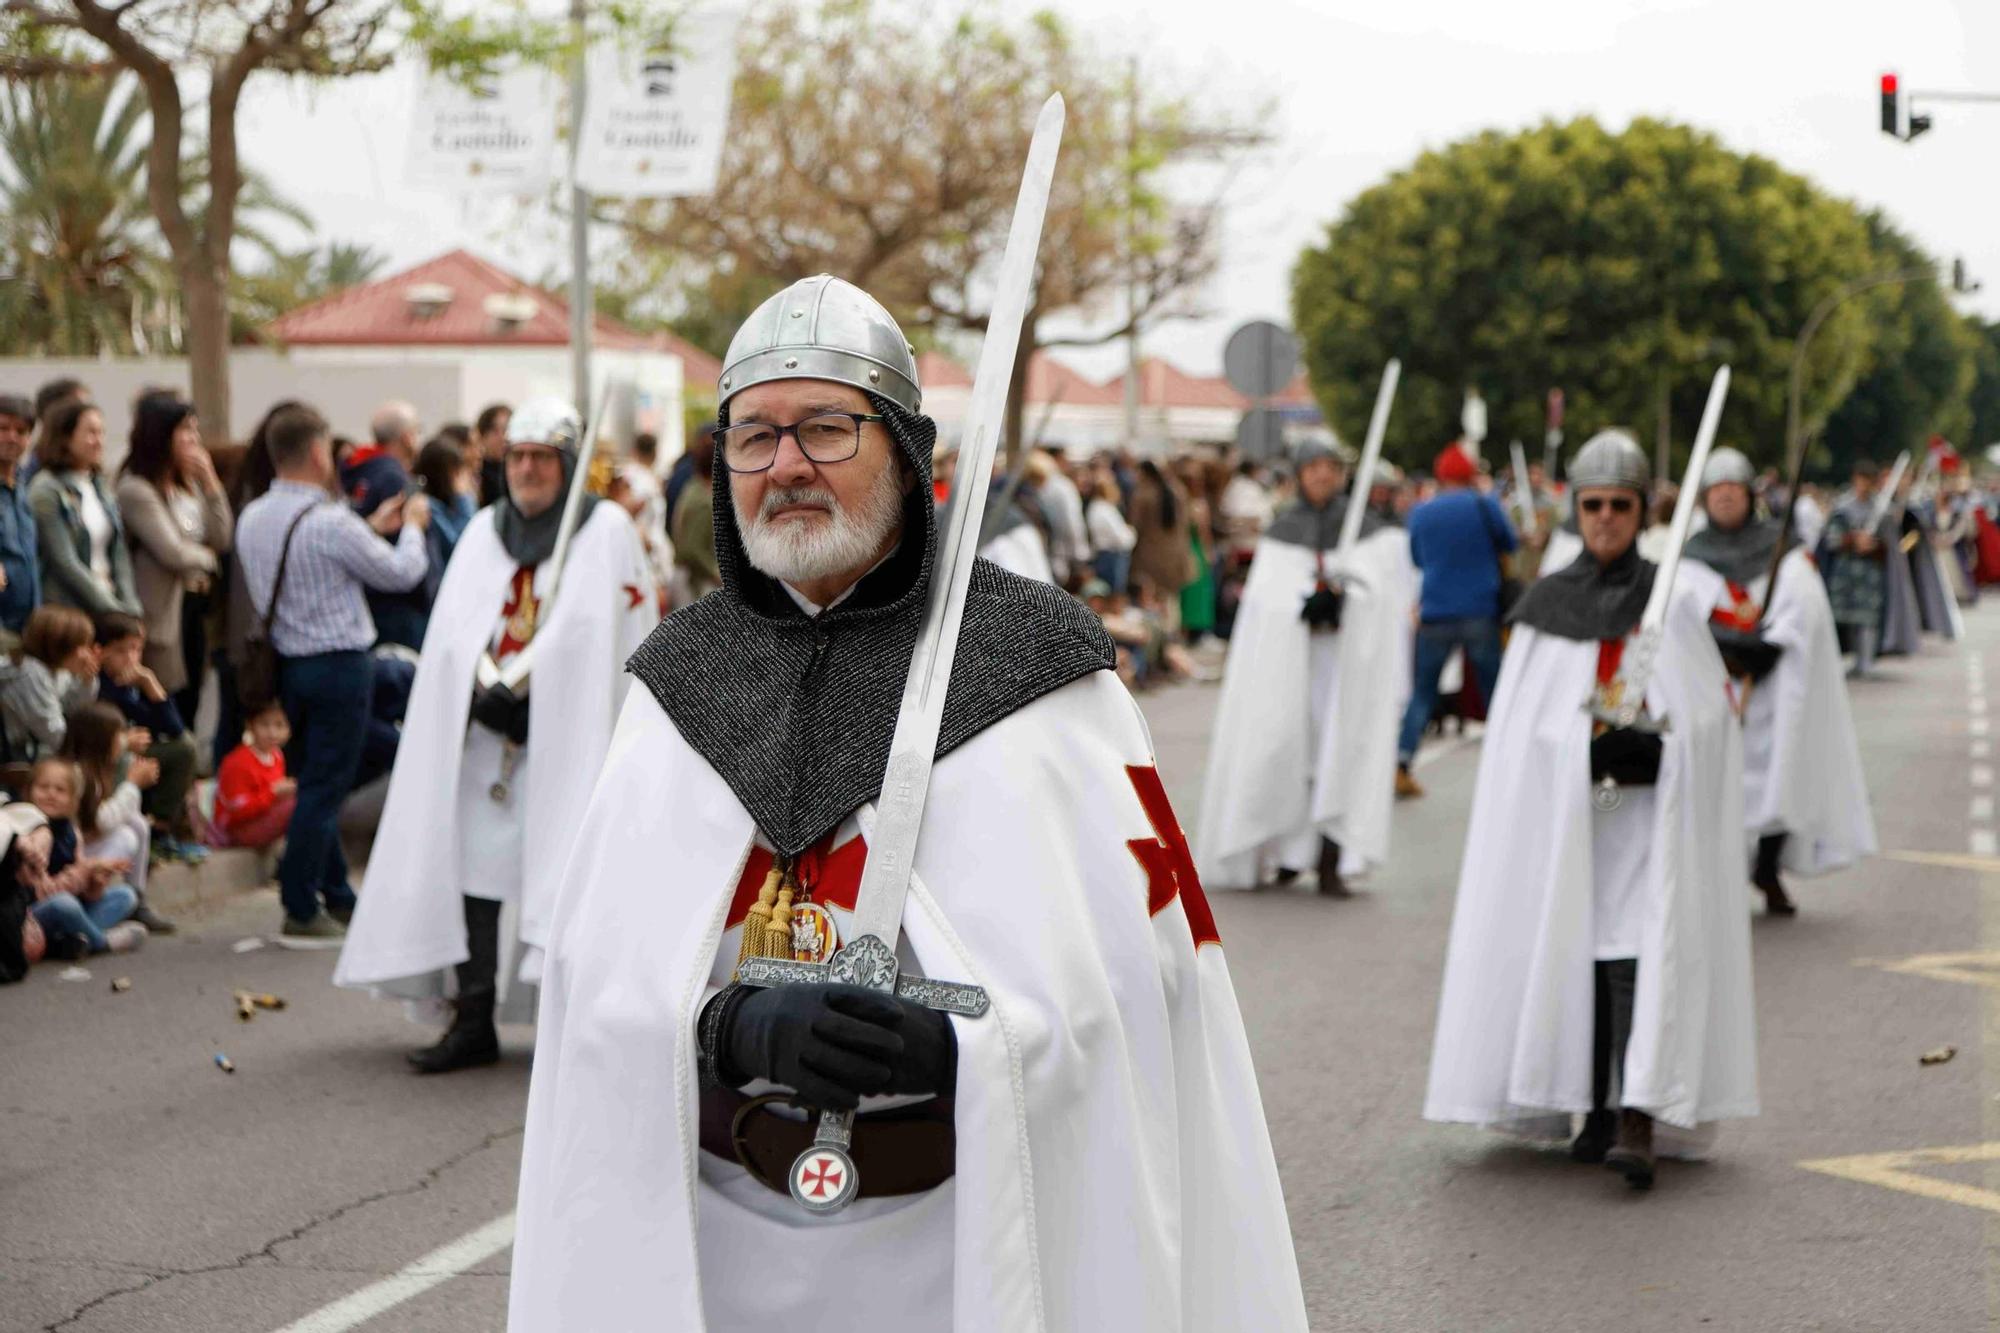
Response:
[404,65,560,196]
[575,8,742,198]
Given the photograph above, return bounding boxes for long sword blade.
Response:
[1637,364,1731,634]
[846,94,1065,949]
[1867,450,1912,531]
[1334,358,1400,561]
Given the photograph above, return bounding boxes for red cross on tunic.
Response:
[1596,636,1624,686]
[1709,579,1761,632]
[494,566,540,662]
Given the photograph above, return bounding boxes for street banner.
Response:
[576,9,742,198]
[405,65,560,196]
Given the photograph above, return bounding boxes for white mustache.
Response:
[759,486,839,519]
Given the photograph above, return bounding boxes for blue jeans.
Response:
[277,650,370,923]
[32,885,139,953]
[1092,550,1131,592]
[1398,617,1504,763]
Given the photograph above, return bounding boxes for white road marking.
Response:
[1974,766,1995,790]
[268,1212,514,1333]
[1413,726,1482,772]
[1974,830,2000,858]
[1973,796,1994,822]
[1973,698,1989,717]
[1975,718,1992,737]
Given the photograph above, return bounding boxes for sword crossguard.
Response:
[736,935,990,1214]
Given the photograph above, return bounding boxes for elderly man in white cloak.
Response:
[1195,438,1414,896]
[1684,447,1876,917]
[508,276,1306,1333]
[1424,429,1757,1192]
[334,399,658,1072]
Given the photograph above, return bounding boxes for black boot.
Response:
[1573,963,1617,1163]
[406,989,500,1074]
[1317,837,1350,897]
[408,897,503,1075]
[1753,832,1796,916]
[1605,1109,1656,1190]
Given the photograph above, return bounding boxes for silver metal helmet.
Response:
[505,397,582,453]
[719,275,921,415]
[1700,446,1754,494]
[1292,434,1352,469]
[1567,429,1649,494]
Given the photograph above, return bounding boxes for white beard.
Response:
[735,458,905,589]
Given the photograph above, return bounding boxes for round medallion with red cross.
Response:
[788,1144,858,1213]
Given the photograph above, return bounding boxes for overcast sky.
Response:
[236,0,2000,382]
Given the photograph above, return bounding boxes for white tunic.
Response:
[335,504,658,1012]
[1424,566,1758,1134]
[1195,528,1415,886]
[508,669,1308,1333]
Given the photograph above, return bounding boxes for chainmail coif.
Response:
[627,394,1114,857]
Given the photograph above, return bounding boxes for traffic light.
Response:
[1881,73,1899,136]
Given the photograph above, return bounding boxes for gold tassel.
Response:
[735,863,786,970]
[769,886,796,961]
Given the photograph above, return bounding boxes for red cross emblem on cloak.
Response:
[494,566,540,661]
[1126,765,1220,950]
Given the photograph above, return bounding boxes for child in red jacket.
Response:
[213,701,297,851]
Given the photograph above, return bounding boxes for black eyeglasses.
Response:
[719,413,886,474]
[1579,496,1638,515]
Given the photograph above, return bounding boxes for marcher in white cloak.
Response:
[1684,448,1876,917]
[1194,438,1415,896]
[334,399,658,1071]
[508,276,1306,1333]
[1424,429,1756,1193]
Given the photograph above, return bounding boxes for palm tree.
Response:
[0,75,161,355]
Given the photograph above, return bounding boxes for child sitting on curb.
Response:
[14,766,144,959]
[213,700,296,851]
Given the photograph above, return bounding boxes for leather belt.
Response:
[699,1086,956,1200]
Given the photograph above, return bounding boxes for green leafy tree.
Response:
[1,1,658,441]
[0,73,160,354]
[1818,214,1976,477]
[1291,118,1884,473]
[1962,319,2000,454]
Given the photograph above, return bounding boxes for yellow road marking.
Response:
[1855,949,2000,990]
[1882,850,2000,874]
[1800,1143,2000,1216]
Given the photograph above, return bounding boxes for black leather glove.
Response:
[1711,626,1783,682]
[1590,726,1664,787]
[1301,582,1344,631]
[716,983,956,1111]
[469,683,530,744]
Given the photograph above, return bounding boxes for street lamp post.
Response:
[1783,266,1937,470]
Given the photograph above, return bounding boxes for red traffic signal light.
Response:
[1881,72,1899,135]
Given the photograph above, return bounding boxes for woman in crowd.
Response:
[1176,454,1219,642]
[0,605,98,760]
[29,400,141,618]
[1086,469,1137,592]
[413,436,478,604]
[1129,457,1196,635]
[117,392,233,723]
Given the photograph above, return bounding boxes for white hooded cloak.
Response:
[1195,527,1415,887]
[1424,569,1758,1133]
[1699,548,1877,876]
[334,503,658,1012]
[508,668,1307,1333]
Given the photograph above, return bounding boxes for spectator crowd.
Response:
[5,366,1999,982]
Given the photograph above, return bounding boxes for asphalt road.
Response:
[5,604,1996,1332]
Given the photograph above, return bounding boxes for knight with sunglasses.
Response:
[1426,428,1757,1195]
[1684,447,1875,919]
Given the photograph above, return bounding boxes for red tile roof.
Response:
[920,350,1306,412]
[650,330,723,392]
[268,249,655,351]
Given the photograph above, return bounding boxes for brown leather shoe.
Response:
[1604,1109,1655,1190]
[1395,766,1425,800]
